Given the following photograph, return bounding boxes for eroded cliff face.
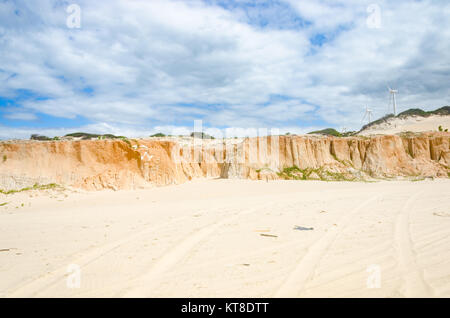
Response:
[0,132,449,191]
[222,133,449,181]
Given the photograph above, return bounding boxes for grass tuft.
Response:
[277,166,359,182]
[119,137,132,147]
[0,183,61,195]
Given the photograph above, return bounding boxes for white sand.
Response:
[1,179,450,298]
[359,115,450,135]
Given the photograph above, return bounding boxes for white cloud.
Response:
[3,112,37,121]
[0,0,449,139]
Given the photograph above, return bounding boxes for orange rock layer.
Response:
[0,133,449,191]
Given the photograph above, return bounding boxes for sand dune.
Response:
[1,179,449,298]
[359,115,450,136]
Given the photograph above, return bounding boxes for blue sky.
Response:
[0,0,449,139]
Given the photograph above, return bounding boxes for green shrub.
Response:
[190,132,215,139]
[150,133,166,137]
[30,134,52,141]
[119,137,131,147]
[64,132,134,141]
[398,108,429,117]
[360,114,395,132]
[431,106,450,115]
[65,132,102,140]
[342,131,356,137]
[278,166,357,182]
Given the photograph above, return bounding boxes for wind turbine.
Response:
[387,86,398,115]
[362,106,373,125]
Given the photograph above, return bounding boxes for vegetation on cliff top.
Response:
[360,114,395,131]
[30,134,53,141]
[307,128,343,137]
[64,132,128,140]
[29,132,132,141]
[150,133,166,137]
[191,132,215,139]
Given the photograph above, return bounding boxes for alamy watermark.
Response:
[66,263,81,289]
[366,4,382,29]
[66,4,81,29]
[366,264,381,289]
[163,120,282,166]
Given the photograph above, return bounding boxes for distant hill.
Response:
[431,106,450,115]
[397,106,450,118]
[308,106,450,138]
[358,106,450,135]
[360,106,450,132]
[63,132,128,140]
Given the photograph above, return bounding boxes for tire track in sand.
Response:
[394,191,433,297]
[7,214,192,297]
[120,207,259,297]
[274,195,379,298]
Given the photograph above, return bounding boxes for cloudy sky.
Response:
[0,0,449,139]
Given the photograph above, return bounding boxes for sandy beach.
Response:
[1,179,449,298]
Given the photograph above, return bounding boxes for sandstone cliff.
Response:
[0,133,449,191]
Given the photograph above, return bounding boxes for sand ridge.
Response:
[359,115,450,136]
